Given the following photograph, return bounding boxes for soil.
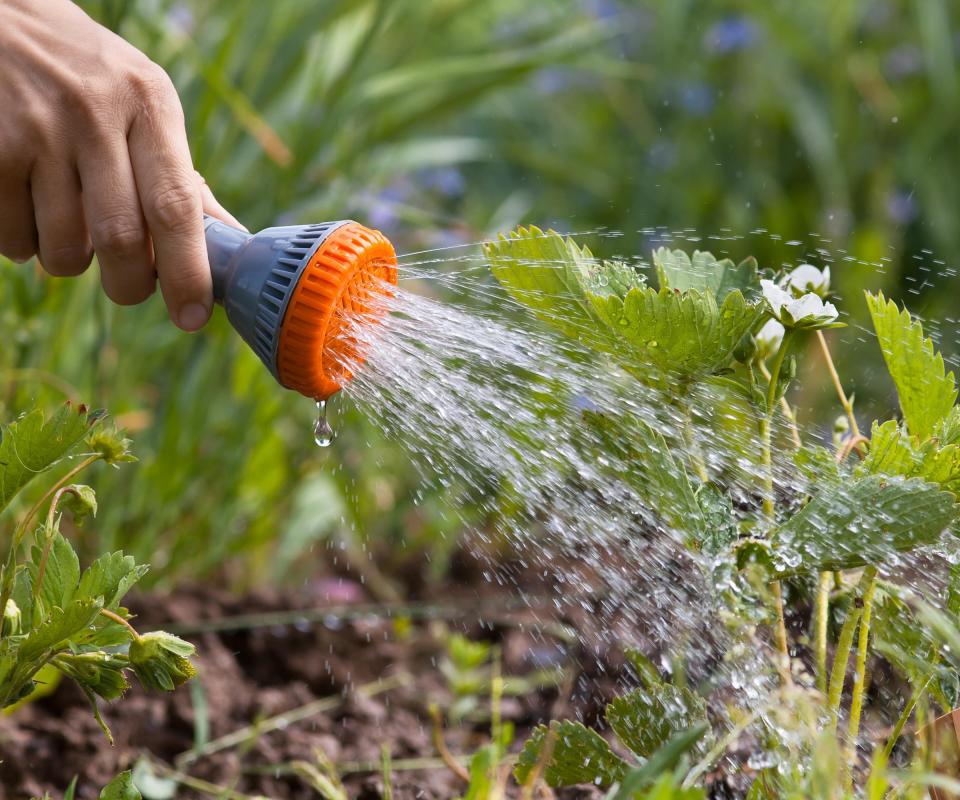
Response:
[0,552,636,800]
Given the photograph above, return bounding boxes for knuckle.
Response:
[91,214,147,259]
[148,182,200,235]
[39,243,92,276]
[130,64,181,117]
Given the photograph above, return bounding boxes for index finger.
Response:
[128,77,211,332]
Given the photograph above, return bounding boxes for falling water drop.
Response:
[314,400,335,447]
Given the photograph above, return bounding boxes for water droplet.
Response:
[618,318,629,327]
[314,400,335,447]
[647,340,659,348]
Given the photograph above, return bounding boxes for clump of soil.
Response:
[0,567,624,799]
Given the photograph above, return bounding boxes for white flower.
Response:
[755,318,785,357]
[784,263,830,297]
[761,279,839,329]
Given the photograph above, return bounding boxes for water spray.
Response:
[203,216,398,441]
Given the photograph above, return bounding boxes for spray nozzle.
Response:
[205,215,398,401]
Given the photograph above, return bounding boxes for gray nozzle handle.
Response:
[204,214,254,303]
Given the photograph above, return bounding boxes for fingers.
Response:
[0,169,37,263]
[30,161,92,277]
[77,132,156,305]
[198,173,247,232]
[128,83,211,332]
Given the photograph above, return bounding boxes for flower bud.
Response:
[128,632,197,692]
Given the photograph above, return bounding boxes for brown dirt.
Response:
[0,561,628,800]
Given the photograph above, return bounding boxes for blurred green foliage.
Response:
[2,0,959,585]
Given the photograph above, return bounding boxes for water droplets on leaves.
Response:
[314,400,335,447]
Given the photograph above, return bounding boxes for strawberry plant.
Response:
[0,403,196,741]
[484,228,960,795]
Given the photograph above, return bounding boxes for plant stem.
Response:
[770,580,791,675]
[100,608,142,641]
[828,605,863,733]
[761,333,793,673]
[848,566,879,743]
[682,405,709,483]
[881,674,934,762]
[815,571,831,694]
[0,454,101,639]
[817,330,860,439]
[761,331,793,521]
[758,362,802,448]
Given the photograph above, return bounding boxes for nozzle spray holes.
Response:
[314,400,335,448]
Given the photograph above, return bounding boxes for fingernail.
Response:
[177,303,210,332]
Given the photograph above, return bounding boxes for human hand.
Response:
[0,0,243,331]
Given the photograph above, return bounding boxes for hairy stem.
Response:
[758,361,802,448]
[828,605,863,733]
[0,454,101,639]
[881,674,934,762]
[99,608,142,642]
[848,566,879,744]
[762,333,793,673]
[817,330,860,439]
[815,571,832,694]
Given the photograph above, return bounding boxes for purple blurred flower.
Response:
[676,81,716,116]
[420,167,465,198]
[884,45,923,80]
[582,0,622,20]
[704,16,761,54]
[367,181,411,230]
[647,140,677,171]
[886,190,918,225]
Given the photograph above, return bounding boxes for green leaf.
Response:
[0,404,97,514]
[99,771,141,800]
[514,720,628,788]
[77,551,148,610]
[860,420,960,492]
[587,286,764,379]
[653,248,760,301]
[606,726,709,799]
[605,684,709,761]
[866,292,957,440]
[771,475,958,573]
[29,530,80,614]
[19,598,103,661]
[484,226,617,345]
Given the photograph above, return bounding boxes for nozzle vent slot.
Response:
[249,220,351,370]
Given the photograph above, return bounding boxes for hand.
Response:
[0,0,243,331]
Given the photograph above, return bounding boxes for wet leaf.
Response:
[653,248,760,302]
[771,475,958,573]
[587,286,764,379]
[606,726,709,799]
[484,226,617,345]
[866,292,957,441]
[605,678,709,760]
[514,719,628,788]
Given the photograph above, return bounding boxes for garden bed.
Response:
[0,554,631,799]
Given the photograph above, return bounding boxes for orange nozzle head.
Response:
[276,223,397,400]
